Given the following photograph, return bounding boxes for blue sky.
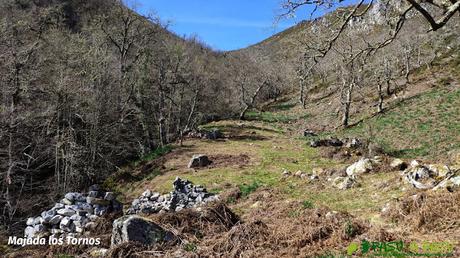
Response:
[132,0,312,51]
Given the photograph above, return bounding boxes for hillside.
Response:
[0,0,272,235]
[1,0,460,257]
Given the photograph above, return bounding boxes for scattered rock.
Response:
[333,176,360,190]
[281,169,291,178]
[187,128,224,140]
[111,216,175,247]
[346,158,374,176]
[403,162,438,189]
[344,138,362,148]
[205,128,223,140]
[310,138,343,148]
[390,159,407,171]
[303,129,317,137]
[127,177,218,215]
[188,154,211,168]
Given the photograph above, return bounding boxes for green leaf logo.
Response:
[347,242,359,256]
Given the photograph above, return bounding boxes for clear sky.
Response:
[132,0,311,51]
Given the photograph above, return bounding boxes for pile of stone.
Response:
[310,137,362,148]
[187,128,223,140]
[332,157,380,190]
[281,169,319,181]
[126,177,218,215]
[24,185,122,239]
[402,160,460,190]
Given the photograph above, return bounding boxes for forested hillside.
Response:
[1,0,459,256]
[0,0,281,232]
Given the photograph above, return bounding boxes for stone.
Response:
[33,216,42,225]
[310,175,319,180]
[333,176,359,190]
[141,190,152,198]
[75,226,84,233]
[26,217,35,226]
[111,216,175,247]
[88,191,98,198]
[51,228,63,234]
[312,168,325,176]
[205,128,223,140]
[25,226,36,238]
[89,248,109,257]
[403,165,438,189]
[60,217,71,227]
[104,192,115,201]
[34,224,46,233]
[86,197,110,206]
[53,203,65,210]
[49,215,63,225]
[346,158,373,176]
[57,208,76,216]
[94,206,108,216]
[345,138,362,148]
[188,154,211,168]
[410,160,421,168]
[88,215,99,222]
[61,198,73,205]
[310,138,343,148]
[282,169,291,178]
[65,192,84,202]
[325,211,338,219]
[303,130,317,137]
[75,202,93,214]
[150,192,160,201]
[390,159,407,171]
[88,184,101,192]
[294,170,303,177]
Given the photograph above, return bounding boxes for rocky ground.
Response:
[3,115,459,257]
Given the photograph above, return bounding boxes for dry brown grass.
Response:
[385,191,460,234]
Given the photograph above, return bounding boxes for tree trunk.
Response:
[377,83,384,113]
[342,81,354,128]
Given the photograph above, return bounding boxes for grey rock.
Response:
[65,192,83,202]
[26,217,35,226]
[60,217,71,227]
[333,176,359,190]
[87,197,110,206]
[51,228,63,234]
[104,192,115,201]
[111,216,175,247]
[188,154,211,168]
[53,203,65,210]
[61,198,73,205]
[88,191,98,198]
[25,226,36,238]
[49,215,63,225]
[57,208,76,216]
[34,224,46,233]
[346,158,374,176]
[88,184,101,192]
[390,159,407,171]
[88,215,99,222]
[303,130,317,137]
[204,128,223,140]
[142,190,152,198]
